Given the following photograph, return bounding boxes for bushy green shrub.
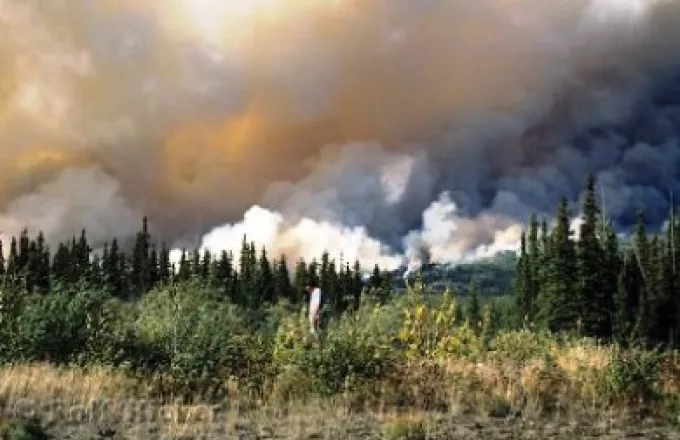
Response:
[259,298,299,335]
[272,305,400,398]
[0,284,25,361]
[9,287,107,364]
[133,285,267,399]
[80,297,165,371]
[598,343,664,407]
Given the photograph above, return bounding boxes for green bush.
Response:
[9,288,107,364]
[272,307,399,398]
[84,297,171,373]
[133,285,272,400]
[599,344,664,407]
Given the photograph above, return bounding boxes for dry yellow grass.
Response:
[0,344,676,439]
[0,363,132,403]
[435,342,680,418]
[554,343,610,373]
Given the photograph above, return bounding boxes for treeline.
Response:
[6,172,680,350]
[0,217,392,315]
[515,175,680,348]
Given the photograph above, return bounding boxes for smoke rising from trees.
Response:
[2,0,680,270]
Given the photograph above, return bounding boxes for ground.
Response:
[3,399,679,439]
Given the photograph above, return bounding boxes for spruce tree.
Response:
[327,258,343,309]
[200,249,212,283]
[657,221,677,345]
[90,253,104,288]
[535,219,552,323]
[668,207,680,345]
[467,280,481,331]
[352,261,364,307]
[177,249,191,282]
[672,212,680,346]
[515,231,532,327]
[17,228,29,275]
[613,264,630,343]
[238,237,257,307]
[577,174,609,338]
[307,259,319,286]
[6,236,19,286]
[339,262,356,311]
[34,232,50,293]
[0,240,5,279]
[602,220,620,339]
[190,249,201,279]
[105,238,124,297]
[527,214,540,322]
[101,242,110,278]
[211,250,230,287]
[273,256,293,302]
[149,245,159,287]
[226,251,240,302]
[320,252,334,312]
[158,242,171,286]
[292,258,308,304]
[620,249,643,342]
[65,236,77,284]
[370,264,382,289]
[646,234,671,344]
[631,210,653,344]
[118,252,131,297]
[131,217,151,294]
[543,197,578,333]
[257,247,274,304]
[76,229,91,282]
[25,241,38,293]
[51,242,70,285]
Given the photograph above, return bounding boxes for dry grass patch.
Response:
[0,339,676,438]
[424,342,680,418]
[0,361,675,439]
[554,343,610,374]
[0,363,133,404]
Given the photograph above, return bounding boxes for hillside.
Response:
[393,250,518,295]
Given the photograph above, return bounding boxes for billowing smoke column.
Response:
[2,0,680,272]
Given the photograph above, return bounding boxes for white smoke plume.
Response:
[2,0,680,272]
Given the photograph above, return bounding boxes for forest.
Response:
[0,174,677,348]
[515,175,680,348]
[0,175,678,438]
[0,216,384,314]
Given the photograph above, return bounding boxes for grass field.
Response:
[0,344,678,439]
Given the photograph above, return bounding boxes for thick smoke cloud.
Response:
[2,0,680,271]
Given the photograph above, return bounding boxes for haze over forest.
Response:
[2,0,680,272]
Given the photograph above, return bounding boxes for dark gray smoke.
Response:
[2,0,680,270]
